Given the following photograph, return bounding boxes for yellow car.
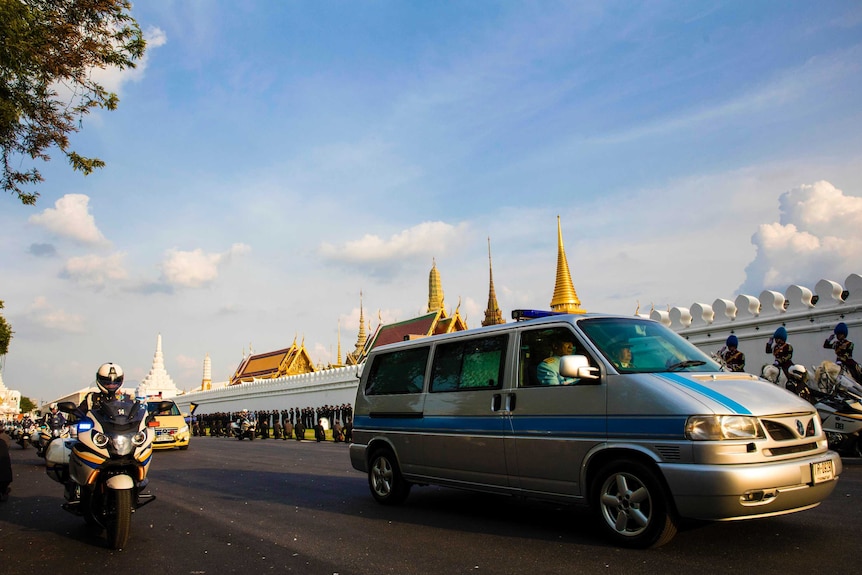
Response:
[146,400,190,450]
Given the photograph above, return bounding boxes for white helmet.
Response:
[50,402,58,411]
[96,362,124,395]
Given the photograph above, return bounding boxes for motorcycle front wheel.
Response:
[106,489,132,550]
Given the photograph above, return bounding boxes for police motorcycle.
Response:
[16,417,35,449]
[761,363,813,403]
[35,404,71,458]
[808,361,862,457]
[45,363,164,550]
[231,410,256,440]
[36,423,71,458]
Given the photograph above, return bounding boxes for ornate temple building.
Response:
[229,337,316,385]
[136,333,181,399]
[549,215,586,314]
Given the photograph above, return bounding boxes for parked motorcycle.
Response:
[761,364,813,403]
[813,360,862,395]
[45,399,165,549]
[808,365,862,457]
[231,417,256,440]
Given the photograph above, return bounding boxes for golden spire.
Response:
[428,258,445,313]
[354,291,367,356]
[549,215,585,314]
[482,237,505,326]
[337,319,343,366]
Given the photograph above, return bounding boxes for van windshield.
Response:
[578,317,719,373]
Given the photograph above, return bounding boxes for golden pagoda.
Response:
[428,258,445,313]
[345,291,368,366]
[482,237,505,326]
[357,260,468,356]
[549,215,586,314]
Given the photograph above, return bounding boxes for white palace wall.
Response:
[174,365,361,416]
[176,272,862,415]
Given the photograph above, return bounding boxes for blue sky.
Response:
[2,1,862,403]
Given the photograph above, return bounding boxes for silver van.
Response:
[349,310,841,548]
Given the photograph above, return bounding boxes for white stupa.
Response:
[136,333,180,399]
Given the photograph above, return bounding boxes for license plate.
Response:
[811,460,834,484]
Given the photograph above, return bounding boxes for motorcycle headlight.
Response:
[685,415,765,440]
[92,431,110,448]
[132,431,147,446]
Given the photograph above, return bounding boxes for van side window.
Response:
[365,347,430,395]
[430,335,507,392]
[519,327,588,387]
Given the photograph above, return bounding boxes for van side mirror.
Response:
[560,355,600,381]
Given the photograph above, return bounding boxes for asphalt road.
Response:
[1,436,858,574]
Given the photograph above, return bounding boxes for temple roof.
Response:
[230,339,316,385]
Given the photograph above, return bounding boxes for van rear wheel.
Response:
[592,459,677,548]
[368,448,411,505]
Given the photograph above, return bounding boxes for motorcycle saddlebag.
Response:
[45,440,72,483]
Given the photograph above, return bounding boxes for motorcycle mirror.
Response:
[58,401,76,414]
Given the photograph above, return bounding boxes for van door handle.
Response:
[505,393,516,412]
[491,394,502,412]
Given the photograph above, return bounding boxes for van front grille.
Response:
[761,415,817,441]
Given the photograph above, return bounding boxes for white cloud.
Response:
[28,297,85,334]
[29,194,109,245]
[160,243,251,289]
[61,253,129,288]
[740,180,862,293]
[91,26,167,94]
[319,221,470,263]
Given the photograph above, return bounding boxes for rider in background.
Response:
[45,403,66,430]
[76,362,125,417]
[766,327,794,383]
[719,335,746,372]
[824,322,861,383]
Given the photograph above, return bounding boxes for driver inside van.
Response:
[614,343,634,369]
[536,339,578,385]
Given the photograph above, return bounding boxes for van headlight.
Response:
[685,415,765,440]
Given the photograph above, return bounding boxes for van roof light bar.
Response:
[511,309,566,321]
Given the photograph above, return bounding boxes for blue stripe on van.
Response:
[355,414,688,440]
[657,373,752,415]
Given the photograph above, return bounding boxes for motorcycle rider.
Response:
[76,362,125,417]
[45,402,67,431]
[719,335,746,372]
[766,327,794,384]
[824,322,861,384]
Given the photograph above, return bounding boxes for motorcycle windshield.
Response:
[93,399,147,427]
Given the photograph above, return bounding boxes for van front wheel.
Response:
[592,460,677,548]
[368,448,411,505]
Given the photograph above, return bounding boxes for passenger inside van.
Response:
[536,338,578,386]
